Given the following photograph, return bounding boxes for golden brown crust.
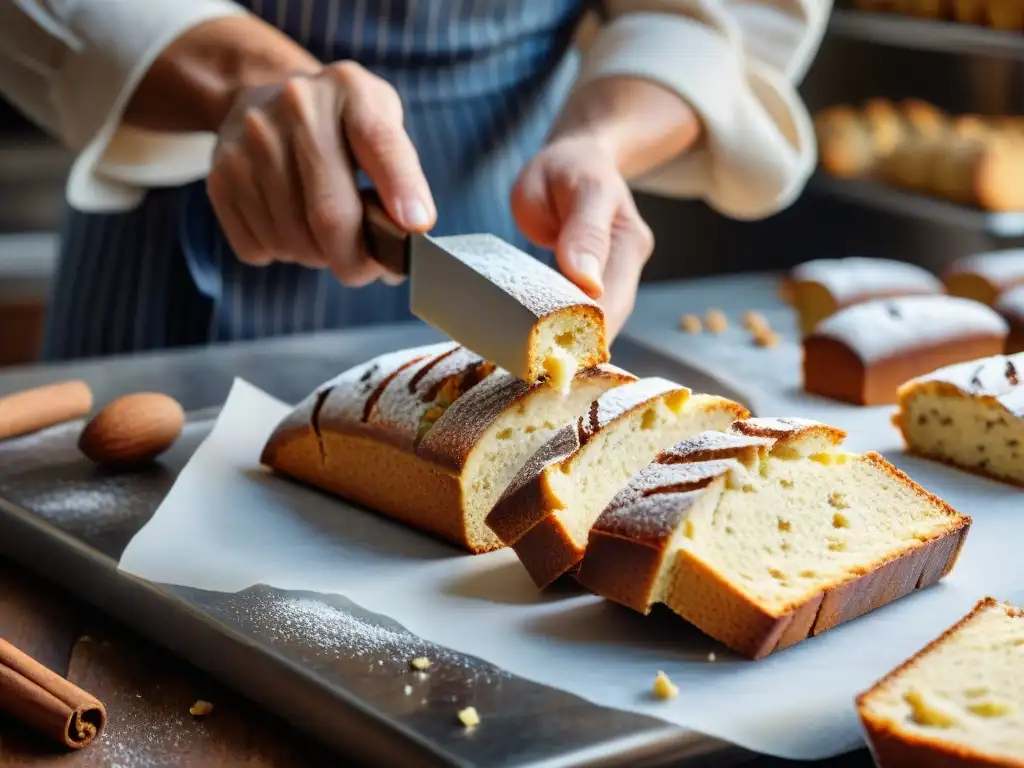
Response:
[731,416,847,446]
[856,598,1024,768]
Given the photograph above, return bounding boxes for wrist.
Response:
[550,75,702,179]
[126,16,322,134]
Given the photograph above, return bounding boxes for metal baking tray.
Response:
[811,174,1024,237]
[0,324,761,768]
[829,9,1024,60]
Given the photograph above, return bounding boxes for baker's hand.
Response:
[207,61,436,286]
[512,135,654,339]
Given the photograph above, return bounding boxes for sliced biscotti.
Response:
[857,598,1024,768]
[803,295,1009,406]
[261,343,634,552]
[575,417,971,660]
[894,352,1024,486]
[486,379,750,587]
[790,257,944,336]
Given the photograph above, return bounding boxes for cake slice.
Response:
[575,418,971,659]
[486,379,749,587]
[857,598,1024,768]
[261,343,634,552]
[894,352,1024,486]
[803,295,1009,406]
[789,257,943,336]
[996,286,1024,354]
[944,249,1024,306]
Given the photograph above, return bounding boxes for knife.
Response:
[360,190,608,385]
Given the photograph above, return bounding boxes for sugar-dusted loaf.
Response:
[857,598,1024,768]
[261,342,634,552]
[894,352,1024,486]
[575,418,971,660]
[486,380,749,587]
[790,257,944,335]
[997,286,1024,354]
[803,295,1009,406]
[944,249,1024,307]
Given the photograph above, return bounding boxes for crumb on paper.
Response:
[652,671,679,700]
[410,657,432,671]
[707,652,717,662]
[705,309,728,334]
[404,685,413,696]
[679,314,702,334]
[742,310,769,333]
[377,660,383,666]
[189,700,214,717]
[457,706,480,728]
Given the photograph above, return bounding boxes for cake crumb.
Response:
[679,314,702,334]
[707,652,717,662]
[403,685,413,696]
[652,671,679,700]
[457,706,480,728]
[189,700,214,717]
[705,309,728,334]
[410,657,432,671]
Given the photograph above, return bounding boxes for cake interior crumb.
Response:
[458,706,481,728]
[410,656,432,671]
[652,671,679,700]
[189,700,214,717]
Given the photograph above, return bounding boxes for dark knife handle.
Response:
[361,189,411,276]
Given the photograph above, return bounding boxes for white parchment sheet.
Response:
[119,276,1024,760]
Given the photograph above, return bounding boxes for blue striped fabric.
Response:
[43,0,586,360]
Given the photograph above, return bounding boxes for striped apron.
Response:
[42,0,586,361]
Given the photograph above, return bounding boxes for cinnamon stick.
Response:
[0,638,106,749]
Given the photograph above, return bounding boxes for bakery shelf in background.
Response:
[811,173,1024,238]
[830,10,1024,60]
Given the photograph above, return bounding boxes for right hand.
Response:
[207,61,437,287]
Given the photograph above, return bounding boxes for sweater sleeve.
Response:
[0,0,246,212]
[582,0,832,220]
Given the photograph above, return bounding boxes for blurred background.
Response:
[0,2,1021,368]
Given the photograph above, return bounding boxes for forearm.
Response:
[124,15,322,134]
[550,75,702,180]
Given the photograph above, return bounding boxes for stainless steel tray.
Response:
[0,325,759,768]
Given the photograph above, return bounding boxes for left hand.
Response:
[512,134,654,340]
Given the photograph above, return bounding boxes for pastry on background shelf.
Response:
[789,256,944,335]
[852,0,1024,30]
[486,379,748,587]
[574,417,971,660]
[996,286,1024,353]
[943,249,1024,306]
[260,342,634,553]
[857,598,1024,768]
[802,295,1008,406]
[894,352,1024,486]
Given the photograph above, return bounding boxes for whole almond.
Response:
[78,392,185,467]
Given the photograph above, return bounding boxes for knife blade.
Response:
[360,191,608,385]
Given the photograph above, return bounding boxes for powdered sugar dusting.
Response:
[659,430,773,463]
[997,285,1024,320]
[948,249,1024,285]
[792,257,941,304]
[812,295,1008,363]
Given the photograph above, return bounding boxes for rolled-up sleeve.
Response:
[582,0,832,220]
[0,0,246,211]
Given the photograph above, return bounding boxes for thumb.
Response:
[556,182,616,299]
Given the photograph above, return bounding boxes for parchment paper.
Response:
[119,275,1024,760]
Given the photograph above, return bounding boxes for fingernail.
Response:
[401,198,433,229]
[572,252,603,293]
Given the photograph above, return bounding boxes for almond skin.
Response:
[78,392,185,467]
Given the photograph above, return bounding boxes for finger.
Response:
[555,180,618,299]
[241,104,324,269]
[292,101,385,288]
[597,212,655,340]
[208,147,277,266]
[510,163,559,249]
[338,69,436,233]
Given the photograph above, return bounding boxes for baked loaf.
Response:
[790,257,944,335]
[815,100,1024,211]
[997,286,1024,354]
[803,295,1009,406]
[261,342,634,552]
[852,0,1024,31]
[894,352,1024,486]
[857,598,1024,768]
[943,249,1024,307]
[486,379,749,587]
[575,417,972,660]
